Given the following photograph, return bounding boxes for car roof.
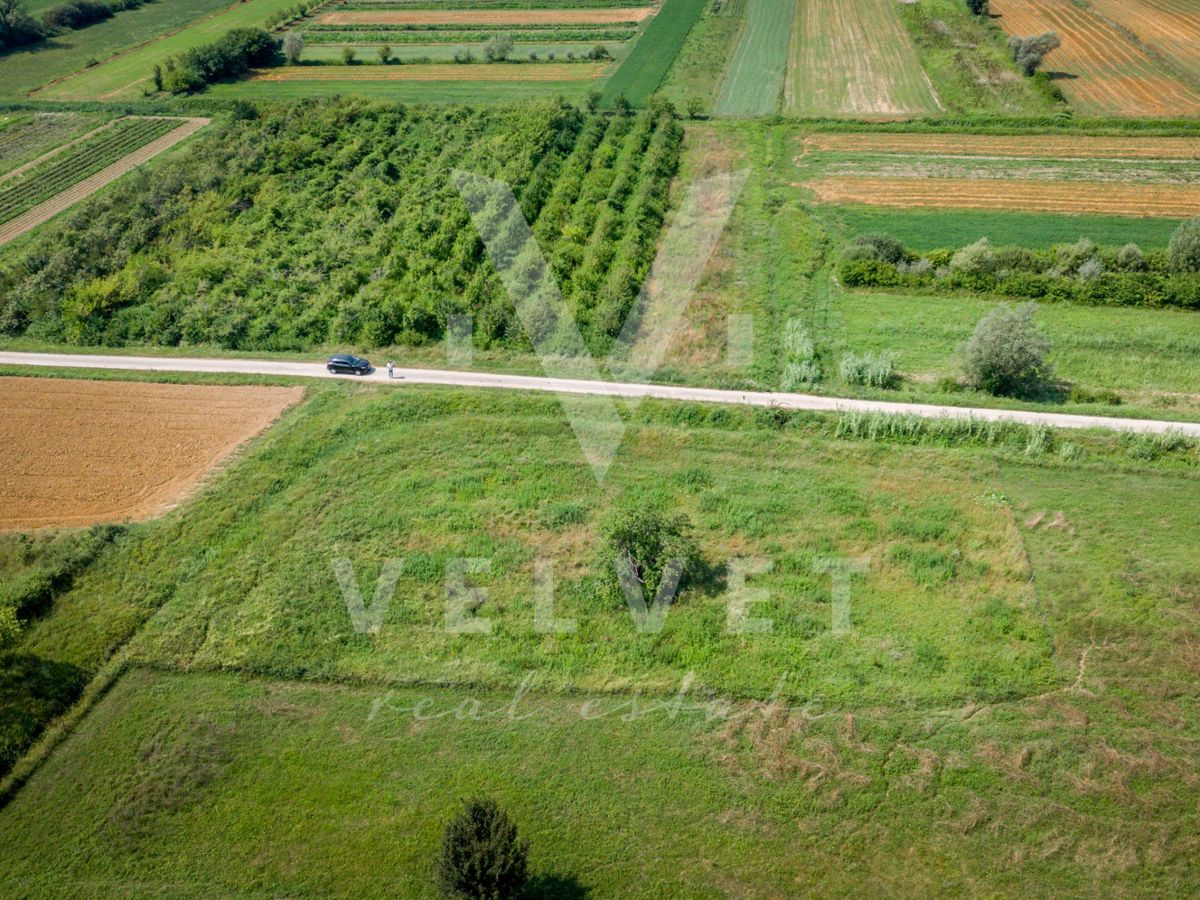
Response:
[329,354,359,363]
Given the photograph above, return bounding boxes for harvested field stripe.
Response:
[801,132,1200,160]
[316,7,654,24]
[0,118,208,246]
[808,176,1200,218]
[990,0,1200,116]
[785,0,941,117]
[252,63,606,81]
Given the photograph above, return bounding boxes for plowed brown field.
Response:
[254,64,605,82]
[990,0,1200,116]
[317,8,653,24]
[801,132,1200,160]
[0,378,302,530]
[809,176,1200,217]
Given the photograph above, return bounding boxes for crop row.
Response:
[0,118,177,224]
[332,0,639,8]
[306,20,638,31]
[302,27,636,42]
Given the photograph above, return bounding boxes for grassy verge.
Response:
[0,0,238,99]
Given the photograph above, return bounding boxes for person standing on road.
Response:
[387,360,395,380]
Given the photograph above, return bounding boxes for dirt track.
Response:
[0,118,209,247]
[801,132,1200,160]
[0,377,302,531]
[317,7,653,24]
[809,175,1200,217]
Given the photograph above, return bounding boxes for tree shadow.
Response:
[525,874,591,899]
[1046,71,1079,81]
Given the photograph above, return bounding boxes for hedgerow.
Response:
[838,228,1200,310]
[0,97,683,354]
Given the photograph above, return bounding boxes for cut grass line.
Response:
[252,63,608,81]
[0,119,209,246]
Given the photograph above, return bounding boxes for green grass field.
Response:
[658,0,744,113]
[205,77,597,103]
[35,0,304,100]
[822,206,1186,250]
[0,0,237,99]
[824,288,1200,397]
[785,0,941,117]
[599,0,707,106]
[0,378,1197,894]
[713,0,793,116]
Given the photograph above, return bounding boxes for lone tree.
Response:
[1168,216,1200,273]
[601,507,702,605]
[965,0,988,14]
[483,33,513,62]
[437,798,529,900]
[0,0,42,50]
[963,302,1054,398]
[1009,32,1060,75]
[282,31,303,65]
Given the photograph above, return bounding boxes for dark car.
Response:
[326,354,372,376]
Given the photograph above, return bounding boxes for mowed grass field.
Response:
[990,0,1200,117]
[713,0,793,116]
[785,0,941,117]
[35,0,305,100]
[1,379,1199,893]
[0,0,236,98]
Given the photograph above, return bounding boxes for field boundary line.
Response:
[2,351,1199,436]
[0,117,208,246]
[0,117,122,186]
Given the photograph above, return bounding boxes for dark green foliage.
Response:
[1168,216,1200,273]
[841,232,909,265]
[0,0,43,50]
[600,506,702,603]
[0,98,682,352]
[160,27,278,94]
[599,0,706,106]
[964,0,988,14]
[42,0,111,31]
[437,798,529,900]
[963,301,1054,398]
[0,654,89,777]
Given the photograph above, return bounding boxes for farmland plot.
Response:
[801,131,1200,160]
[317,7,654,24]
[0,113,114,178]
[785,0,941,117]
[990,0,1200,116]
[714,0,794,115]
[0,378,301,530]
[1087,0,1200,84]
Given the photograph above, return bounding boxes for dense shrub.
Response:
[436,798,529,900]
[0,99,682,352]
[482,32,513,62]
[1168,216,1200,273]
[601,507,702,604]
[1009,32,1060,75]
[42,0,111,30]
[160,27,277,93]
[0,0,44,50]
[963,302,1054,398]
[841,232,908,265]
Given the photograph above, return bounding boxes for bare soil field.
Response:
[808,175,1200,217]
[0,378,302,530]
[801,132,1200,160]
[989,0,1200,116]
[1087,0,1200,81]
[317,8,654,25]
[254,64,605,81]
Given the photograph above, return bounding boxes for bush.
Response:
[840,351,898,389]
[843,232,908,265]
[0,604,19,650]
[161,27,277,93]
[963,302,1054,398]
[341,45,356,64]
[781,359,822,390]
[436,798,529,900]
[1009,32,1060,76]
[1168,216,1200,273]
[950,237,998,276]
[0,0,44,50]
[1116,242,1145,271]
[483,32,513,62]
[452,45,474,63]
[965,0,988,13]
[601,507,702,603]
[377,43,390,63]
[42,0,111,31]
